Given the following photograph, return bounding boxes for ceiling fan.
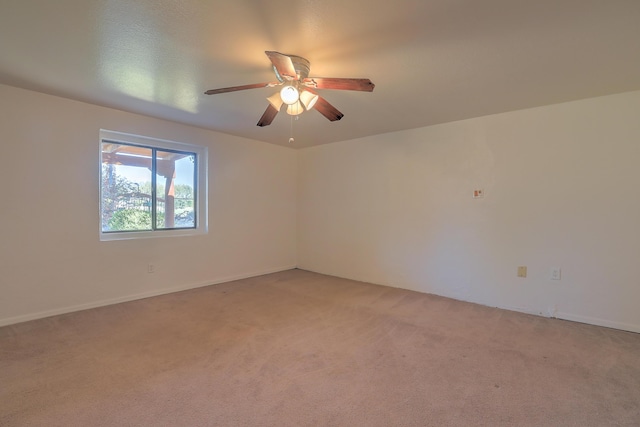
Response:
[204,51,375,127]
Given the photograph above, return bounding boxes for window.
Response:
[100,130,207,240]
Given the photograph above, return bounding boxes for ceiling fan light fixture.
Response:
[286,100,304,116]
[300,90,319,110]
[280,85,299,105]
[267,92,284,110]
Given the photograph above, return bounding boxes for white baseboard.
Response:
[555,311,640,334]
[291,268,640,334]
[10,266,636,334]
[0,265,297,327]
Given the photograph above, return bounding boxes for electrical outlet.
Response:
[551,268,561,280]
[148,263,155,274]
[517,266,527,278]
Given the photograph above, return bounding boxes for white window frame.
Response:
[99,129,208,241]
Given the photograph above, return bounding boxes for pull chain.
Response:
[289,113,294,144]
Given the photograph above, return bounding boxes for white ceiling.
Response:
[1,0,640,148]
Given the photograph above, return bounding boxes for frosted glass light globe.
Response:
[280,86,300,105]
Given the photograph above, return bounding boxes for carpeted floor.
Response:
[1,269,639,426]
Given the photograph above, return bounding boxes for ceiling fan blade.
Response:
[303,77,375,92]
[257,104,279,127]
[265,51,297,80]
[314,96,344,122]
[205,82,277,95]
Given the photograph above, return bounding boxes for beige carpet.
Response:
[1,269,639,426]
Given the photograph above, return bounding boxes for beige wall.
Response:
[3,83,640,333]
[0,84,297,325]
[298,90,640,333]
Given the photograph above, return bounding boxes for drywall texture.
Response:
[298,90,640,333]
[0,84,297,325]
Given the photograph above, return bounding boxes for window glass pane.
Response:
[101,142,153,232]
[99,129,207,241]
[155,150,196,230]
